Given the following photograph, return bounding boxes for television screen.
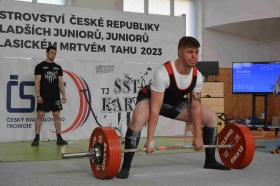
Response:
[232,62,280,93]
[196,61,219,76]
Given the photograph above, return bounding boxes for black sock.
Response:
[203,127,230,170]
[121,128,141,170]
[35,134,40,140]
[57,134,62,140]
[203,127,216,163]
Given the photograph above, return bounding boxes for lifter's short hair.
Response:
[46,46,57,53]
[178,36,200,49]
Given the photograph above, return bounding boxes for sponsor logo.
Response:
[6,75,35,113]
[96,65,115,73]
[60,70,91,133]
[6,71,92,133]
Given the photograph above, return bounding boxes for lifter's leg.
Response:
[176,105,230,170]
[31,111,45,146]
[116,100,150,179]
[202,106,230,170]
[53,111,68,145]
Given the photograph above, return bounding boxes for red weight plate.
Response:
[218,124,255,169]
[88,127,122,179]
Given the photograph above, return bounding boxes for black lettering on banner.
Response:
[0,8,165,54]
[105,32,149,43]
[0,39,57,49]
[141,47,162,56]
[6,123,32,128]
[113,78,122,94]
[106,20,160,31]
[69,15,104,27]
[110,45,136,54]
[0,24,51,36]
[53,28,102,40]
[0,11,65,24]
[101,88,110,94]
[59,42,106,52]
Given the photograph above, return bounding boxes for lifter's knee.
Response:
[128,100,149,132]
[52,112,60,121]
[128,112,148,132]
[204,111,217,128]
[36,112,45,121]
[128,121,145,132]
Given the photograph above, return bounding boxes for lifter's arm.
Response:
[58,76,67,103]
[35,75,43,104]
[145,90,164,153]
[190,92,203,150]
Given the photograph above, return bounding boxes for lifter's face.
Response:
[178,47,199,68]
[46,49,57,62]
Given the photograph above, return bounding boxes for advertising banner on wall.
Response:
[0,1,186,141]
[0,1,185,62]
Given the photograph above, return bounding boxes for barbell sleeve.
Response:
[62,152,90,159]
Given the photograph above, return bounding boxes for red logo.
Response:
[60,70,91,133]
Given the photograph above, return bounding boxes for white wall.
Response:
[267,40,280,61]
[202,29,271,67]
[199,0,280,67]
[203,0,280,28]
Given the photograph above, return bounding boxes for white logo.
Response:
[45,71,58,83]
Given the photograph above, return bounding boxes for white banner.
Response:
[0,1,185,62]
[0,1,186,142]
[0,59,186,141]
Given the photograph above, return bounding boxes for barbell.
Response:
[61,124,264,179]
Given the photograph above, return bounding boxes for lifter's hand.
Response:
[144,140,155,154]
[62,96,67,104]
[193,136,204,151]
[273,83,279,96]
[37,96,43,104]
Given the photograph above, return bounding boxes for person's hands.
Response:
[273,83,279,96]
[37,96,43,104]
[144,140,155,154]
[62,96,67,104]
[193,136,204,151]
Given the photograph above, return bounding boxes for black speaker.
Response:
[196,61,219,76]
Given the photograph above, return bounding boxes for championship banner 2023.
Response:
[0,1,186,141]
[0,1,185,62]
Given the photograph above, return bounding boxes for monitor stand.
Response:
[252,94,268,125]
